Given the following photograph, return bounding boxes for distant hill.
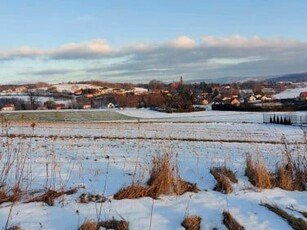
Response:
[266,72,307,83]
[187,72,307,84]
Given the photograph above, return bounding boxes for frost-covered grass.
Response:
[0,109,306,230]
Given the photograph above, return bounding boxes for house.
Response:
[261,95,273,102]
[299,92,307,101]
[14,86,27,93]
[230,98,241,107]
[83,103,92,109]
[248,95,257,102]
[55,103,65,110]
[255,94,263,100]
[201,99,209,105]
[74,89,82,95]
[133,87,149,95]
[1,104,15,111]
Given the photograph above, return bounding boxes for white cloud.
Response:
[0,39,112,60]
[202,35,305,49]
[170,36,196,49]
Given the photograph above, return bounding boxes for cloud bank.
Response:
[1,35,307,82]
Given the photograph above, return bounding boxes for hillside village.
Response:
[0,78,307,112]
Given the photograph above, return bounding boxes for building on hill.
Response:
[299,92,307,101]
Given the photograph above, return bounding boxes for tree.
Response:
[148,80,165,90]
[26,90,39,110]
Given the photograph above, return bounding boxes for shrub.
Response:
[181,215,201,230]
[114,152,199,200]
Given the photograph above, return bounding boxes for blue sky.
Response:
[1,0,307,84]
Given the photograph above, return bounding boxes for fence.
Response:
[263,113,307,125]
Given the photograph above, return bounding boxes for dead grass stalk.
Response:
[222,211,245,230]
[262,203,307,230]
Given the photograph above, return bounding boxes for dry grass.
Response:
[262,203,307,230]
[114,152,199,200]
[276,153,306,191]
[181,215,201,230]
[113,185,148,200]
[98,219,129,230]
[7,226,22,230]
[245,154,274,189]
[210,167,237,194]
[222,211,245,230]
[78,219,129,230]
[276,164,294,190]
[78,219,97,230]
[25,188,77,206]
[0,190,20,205]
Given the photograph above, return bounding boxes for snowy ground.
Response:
[0,109,306,229]
[273,85,307,99]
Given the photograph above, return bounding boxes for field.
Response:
[0,109,306,229]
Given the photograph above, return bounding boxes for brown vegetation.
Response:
[79,219,129,230]
[222,211,245,230]
[181,215,202,230]
[210,167,237,194]
[113,185,148,200]
[276,151,306,191]
[262,204,307,230]
[25,188,77,206]
[114,153,199,200]
[78,219,97,230]
[245,152,306,191]
[98,220,129,230]
[245,154,274,189]
[7,225,22,230]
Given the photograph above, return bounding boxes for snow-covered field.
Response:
[273,85,307,99]
[0,109,306,230]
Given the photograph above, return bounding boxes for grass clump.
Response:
[79,219,97,230]
[79,219,129,230]
[25,188,77,206]
[222,211,245,230]
[181,215,201,230]
[245,154,274,189]
[262,203,307,230]
[210,167,237,194]
[113,185,148,200]
[276,152,306,191]
[98,219,129,230]
[114,152,199,200]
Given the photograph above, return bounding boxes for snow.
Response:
[0,109,306,229]
[273,86,307,99]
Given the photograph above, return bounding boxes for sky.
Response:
[1,0,307,84]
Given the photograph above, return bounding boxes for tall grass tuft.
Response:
[114,152,198,200]
[245,154,273,189]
